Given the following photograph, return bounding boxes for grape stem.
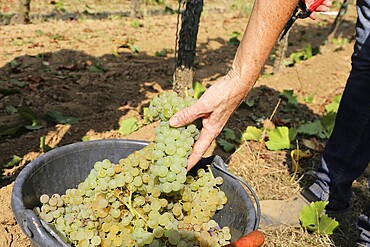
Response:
[111,189,147,222]
[207,165,214,179]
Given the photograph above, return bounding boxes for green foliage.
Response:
[332,38,349,48]
[118,117,141,136]
[143,0,164,5]
[18,106,43,130]
[217,128,237,152]
[241,126,262,142]
[325,95,341,113]
[302,93,315,103]
[154,49,168,57]
[8,60,20,68]
[10,79,28,88]
[1,155,22,169]
[0,124,21,137]
[244,96,258,107]
[265,126,296,151]
[88,62,107,73]
[129,44,141,54]
[285,45,320,67]
[297,95,341,140]
[52,1,67,12]
[228,32,241,47]
[297,120,323,136]
[130,19,143,29]
[279,89,298,112]
[45,110,80,124]
[300,201,339,236]
[40,136,52,153]
[192,82,206,99]
[229,0,253,17]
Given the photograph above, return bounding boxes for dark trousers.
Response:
[309,0,370,244]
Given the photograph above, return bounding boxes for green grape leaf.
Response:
[1,155,22,168]
[192,82,206,99]
[265,127,291,151]
[279,89,298,112]
[118,117,140,136]
[320,112,337,138]
[297,120,323,136]
[89,63,107,73]
[155,49,168,57]
[244,96,258,107]
[300,201,339,235]
[325,95,341,113]
[318,214,340,235]
[217,138,235,153]
[222,128,236,141]
[241,126,262,142]
[300,201,327,231]
[0,124,21,137]
[18,106,43,129]
[289,127,297,141]
[45,110,79,124]
[81,135,90,142]
[280,89,298,106]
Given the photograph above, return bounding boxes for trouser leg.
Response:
[309,0,370,211]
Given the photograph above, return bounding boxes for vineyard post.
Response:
[130,0,141,18]
[327,0,354,42]
[272,32,290,74]
[173,0,203,96]
[12,0,31,24]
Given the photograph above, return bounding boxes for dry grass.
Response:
[227,139,368,246]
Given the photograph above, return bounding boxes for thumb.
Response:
[169,104,202,128]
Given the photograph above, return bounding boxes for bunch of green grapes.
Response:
[35,92,233,247]
[145,92,200,193]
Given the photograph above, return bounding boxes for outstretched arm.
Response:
[170,0,331,170]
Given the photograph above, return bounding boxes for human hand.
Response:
[306,0,332,20]
[169,73,247,170]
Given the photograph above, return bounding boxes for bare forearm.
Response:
[228,0,298,96]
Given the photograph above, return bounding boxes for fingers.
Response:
[186,123,219,171]
[169,103,204,128]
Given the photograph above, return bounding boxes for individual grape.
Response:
[91,236,101,246]
[168,230,181,245]
[40,194,49,204]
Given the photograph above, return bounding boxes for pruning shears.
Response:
[280,0,326,40]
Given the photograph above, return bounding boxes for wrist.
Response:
[224,67,251,99]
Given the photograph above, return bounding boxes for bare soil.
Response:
[0,1,364,246]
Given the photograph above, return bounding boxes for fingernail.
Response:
[169,115,179,127]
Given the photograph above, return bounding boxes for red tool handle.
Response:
[223,230,265,247]
[308,0,326,12]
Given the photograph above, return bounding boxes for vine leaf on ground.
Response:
[325,95,342,113]
[18,106,43,130]
[300,201,339,236]
[217,139,235,153]
[118,117,141,136]
[1,155,22,169]
[265,126,295,151]
[279,89,298,112]
[45,110,79,124]
[241,126,262,142]
[297,120,323,136]
[217,128,237,152]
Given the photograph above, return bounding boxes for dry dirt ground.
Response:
[0,1,366,246]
